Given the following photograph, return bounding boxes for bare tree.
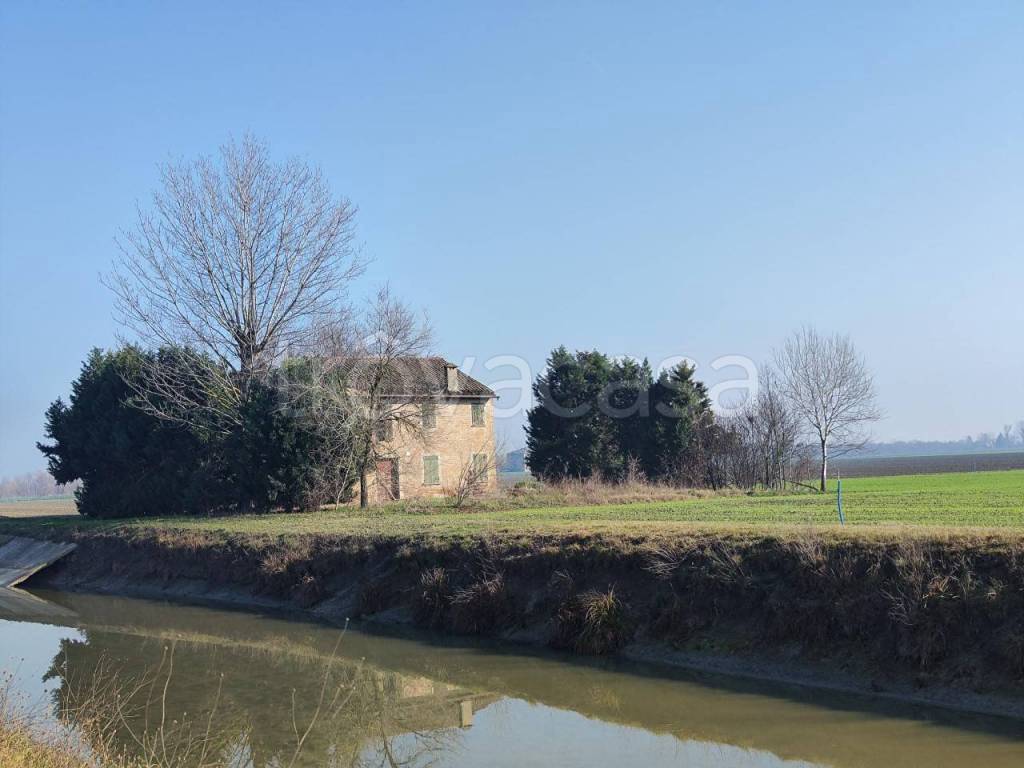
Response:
[1017,421,1024,446]
[446,438,503,509]
[775,327,882,491]
[298,287,433,508]
[1000,423,1014,447]
[745,367,806,488]
[106,135,362,428]
[281,306,362,507]
[719,366,808,490]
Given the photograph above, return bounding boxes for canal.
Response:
[2,589,1022,767]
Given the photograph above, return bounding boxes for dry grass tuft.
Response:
[552,584,633,655]
[497,476,722,510]
[0,723,88,768]
[413,566,451,629]
[1,670,84,768]
[1,654,225,768]
[450,571,516,635]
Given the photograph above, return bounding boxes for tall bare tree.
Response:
[775,327,882,491]
[297,287,433,508]
[107,135,362,428]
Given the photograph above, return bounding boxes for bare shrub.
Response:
[880,542,982,669]
[446,442,501,510]
[719,367,810,490]
[622,455,646,486]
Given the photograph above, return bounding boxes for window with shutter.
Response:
[422,403,436,429]
[471,401,485,427]
[472,453,488,482]
[423,455,440,485]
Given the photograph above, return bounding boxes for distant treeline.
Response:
[0,469,78,501]
[501,448,527,473]
[854,425,1024,458]
[505,431,1024,471]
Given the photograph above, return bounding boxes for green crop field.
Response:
[2,470,1023,540]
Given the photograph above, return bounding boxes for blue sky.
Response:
[1,2,1022,474]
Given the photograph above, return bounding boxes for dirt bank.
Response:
[23,526,1024,718]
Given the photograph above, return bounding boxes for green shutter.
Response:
[422,403,436,429]
[473,453,489,481]
[471,402,485,426]
[423,455,440,485]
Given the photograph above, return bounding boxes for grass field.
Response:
[2,469,1022,539]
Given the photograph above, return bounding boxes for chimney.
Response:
[445,363,460,393]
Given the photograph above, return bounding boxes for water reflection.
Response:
[45,628,479,766]
[2,589,1023,767]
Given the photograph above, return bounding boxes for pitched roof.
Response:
[340,356,496,399]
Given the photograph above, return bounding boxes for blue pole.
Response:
[837,478,845,525]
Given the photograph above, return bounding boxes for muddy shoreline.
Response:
[17,526,1024,721]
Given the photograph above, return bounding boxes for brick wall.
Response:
[366,397,497,502]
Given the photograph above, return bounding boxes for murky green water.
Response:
[1,588,1022,767]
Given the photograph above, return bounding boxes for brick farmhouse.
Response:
[365,357,497,503]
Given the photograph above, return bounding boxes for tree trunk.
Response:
[819,439,828,492]
[359,466,368,508]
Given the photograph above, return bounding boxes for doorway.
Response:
[375,458,400,501]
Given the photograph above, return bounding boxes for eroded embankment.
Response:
[25,526,1024,704]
